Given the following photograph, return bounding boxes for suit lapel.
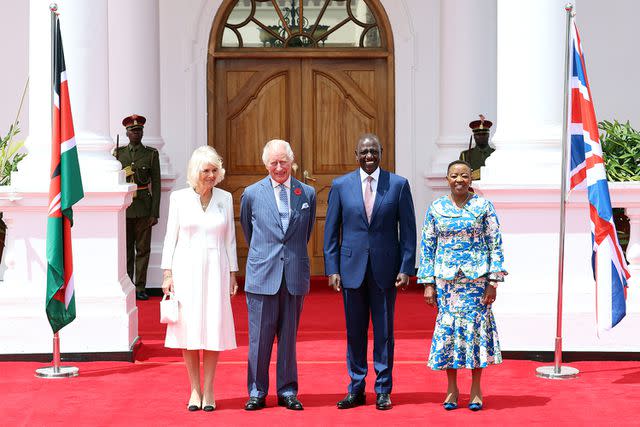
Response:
[370,169,389,224]
[283,177,308,239]
[260,177,282,230]
[349,169,368,225]
[289,178,304,216]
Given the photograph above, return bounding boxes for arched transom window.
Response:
[219,0,383,48]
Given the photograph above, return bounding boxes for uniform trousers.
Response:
[126,217,152,292]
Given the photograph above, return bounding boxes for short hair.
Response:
[357,133,382,152]
[186,146,225,188]
[447,159,472,174]
[262,139,294,166]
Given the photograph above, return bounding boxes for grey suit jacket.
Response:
[240,176,316,296]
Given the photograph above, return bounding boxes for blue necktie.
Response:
[278,184,289,231]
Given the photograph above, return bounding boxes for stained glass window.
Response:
[220,0,382,48]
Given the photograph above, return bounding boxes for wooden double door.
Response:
[210,57,394,275]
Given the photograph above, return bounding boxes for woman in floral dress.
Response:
[417,160,507,411]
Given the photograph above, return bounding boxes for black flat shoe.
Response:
[244,397,266,411]
[376,393,392,410]
[278,395,304,410]
[136,290,149,301]
[337,392,366,409]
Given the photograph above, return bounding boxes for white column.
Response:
[108,0,177,289]
[481,0,567,184]
[60,0,123,187]
[426,0,497,192]
[11,0,54,190]
[0,0,137,357]
[108,0,174,175]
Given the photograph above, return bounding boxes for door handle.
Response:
[303,170,317,182]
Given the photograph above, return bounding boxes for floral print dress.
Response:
[417,194,507,370]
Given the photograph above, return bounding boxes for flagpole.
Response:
[536,3,579,380]
[35,2,78,379]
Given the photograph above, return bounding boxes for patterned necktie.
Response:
[278,184,289,231]
[364,176,374,223]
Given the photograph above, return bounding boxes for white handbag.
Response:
[160,293,179,324]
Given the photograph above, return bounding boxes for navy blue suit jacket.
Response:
[323,168,417,289]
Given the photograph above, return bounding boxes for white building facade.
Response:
[0,0,639,357]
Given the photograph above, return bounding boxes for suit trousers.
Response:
[246,278,304,398]
[342,259,397,394]
[126,217,152,292]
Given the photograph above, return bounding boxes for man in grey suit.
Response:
[240,139,316,411]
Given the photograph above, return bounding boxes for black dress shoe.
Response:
[244,397,266,411]
[187,404,200,412]
[376,393,392,410]
[278,395,304,410]
[136,290,149,301]
[337,392,366,409]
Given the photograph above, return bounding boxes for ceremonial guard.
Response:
[459,115,495,180]
[115,114,161,300]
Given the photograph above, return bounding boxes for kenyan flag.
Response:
[46,16,84,333]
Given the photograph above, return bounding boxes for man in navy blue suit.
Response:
[240,139,316,411]
[323,134,416,411]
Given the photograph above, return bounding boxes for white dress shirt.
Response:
[360,167,380,199]
[270,176,291,213]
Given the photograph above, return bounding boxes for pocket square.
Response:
[301,202,309,209]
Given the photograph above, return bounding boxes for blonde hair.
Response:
[186,146,225,188]
[262,139,294,166]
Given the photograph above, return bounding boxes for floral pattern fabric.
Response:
[418,194,507,370]
[417,194,507,284]
[427,273,502,370]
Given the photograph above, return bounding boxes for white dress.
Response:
[160,187,238,351]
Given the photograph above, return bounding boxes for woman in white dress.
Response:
[161,146,239,412]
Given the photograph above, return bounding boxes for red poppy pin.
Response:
[294,188,302,196]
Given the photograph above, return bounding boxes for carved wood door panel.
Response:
[212,58,392,276]
[212,59,302,274]
[300,58,392,275]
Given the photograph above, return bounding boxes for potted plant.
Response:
[0,123,27,262]
[599,119,640,251]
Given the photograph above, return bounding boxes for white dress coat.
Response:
[161,187,238,351]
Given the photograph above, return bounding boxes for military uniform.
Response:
[459,116,494,180]
[115,114,161,300]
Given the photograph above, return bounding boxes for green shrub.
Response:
[598,120,640,182]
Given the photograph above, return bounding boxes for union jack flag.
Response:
[568,22,630,333]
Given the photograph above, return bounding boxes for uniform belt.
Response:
[136,185,149,191]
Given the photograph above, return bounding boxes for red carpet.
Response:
[2,287,640,425]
